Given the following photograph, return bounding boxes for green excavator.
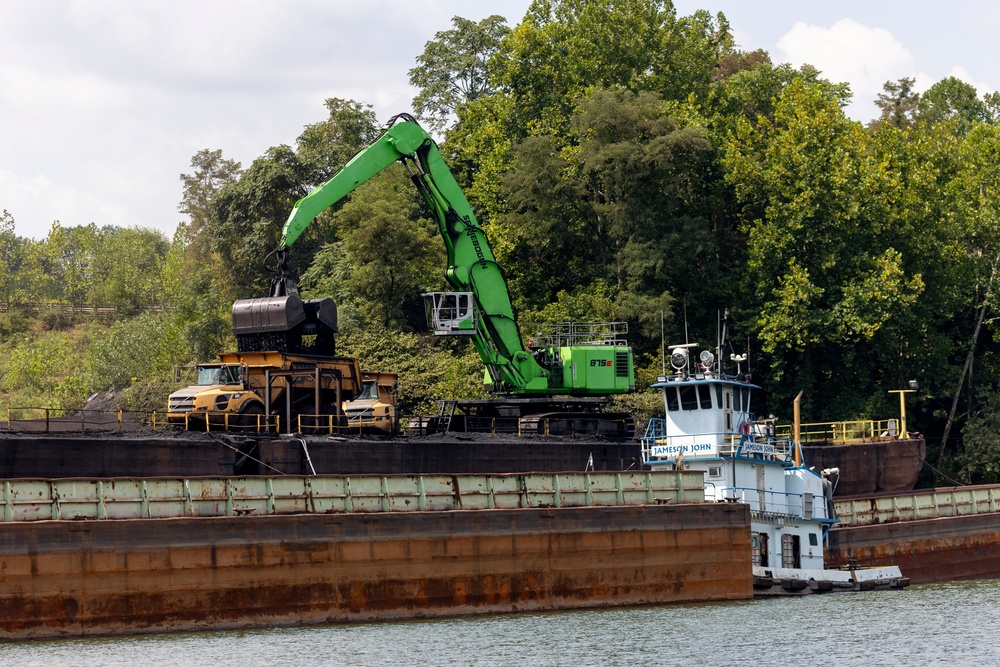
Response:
[235,114,636,437]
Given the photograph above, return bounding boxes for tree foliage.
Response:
[409,15,511,133]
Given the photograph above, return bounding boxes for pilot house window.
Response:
[680,386,698,411]
[698,385,712,409]
[666,388,679,412]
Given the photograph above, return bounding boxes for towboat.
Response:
[640,342,910,595]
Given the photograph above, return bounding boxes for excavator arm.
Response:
[280,114,549,393]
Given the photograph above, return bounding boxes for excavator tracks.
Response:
[518,412,636,440]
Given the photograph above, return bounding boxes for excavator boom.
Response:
[279,114,633,398]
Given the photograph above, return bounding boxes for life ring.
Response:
[737,421,750,435]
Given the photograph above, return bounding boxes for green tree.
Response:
[709,60,850,132]
[447,0,733,224]
[409,15,511,133]
[493,0,730,137]
[725,79,925,415]
[14,239,52,305]
[494,133,595,306]
[870,77,920,130]
[90,226,170,315]
[169,149,243,360]
[916,76,994,133]
[935,122,1000,464]
[43,222,100,307]
[490,87,715,344]
[571,88,716,300]
[208,99,381,295]
[178,149,243,238]
[0,210,24,306]
[957,386,1000,484]
[294,98,380,183]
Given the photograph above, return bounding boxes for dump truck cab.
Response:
[343,372,398,433]
[167,363,249,423]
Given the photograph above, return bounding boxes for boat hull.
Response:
[751,565,908,595]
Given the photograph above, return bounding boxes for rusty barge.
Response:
[0,470,751,641]
[827,484,1000,584]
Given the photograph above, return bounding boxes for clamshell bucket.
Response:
[232,294,340,355]
[232,294,307,336]
[302,297,338,334]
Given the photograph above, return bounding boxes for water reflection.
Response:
[3,580,998,667]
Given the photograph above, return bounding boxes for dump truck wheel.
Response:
[238,403,265,431]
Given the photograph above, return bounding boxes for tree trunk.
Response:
[939,251,1000,465]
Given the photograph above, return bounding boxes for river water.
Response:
[3,580,998,666]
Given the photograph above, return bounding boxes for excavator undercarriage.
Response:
[409,398,636,440]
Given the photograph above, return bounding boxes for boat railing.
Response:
[640,418,794,463]
[774,419,903,444]
[721,486,830,521]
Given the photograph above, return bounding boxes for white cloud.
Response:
[0,1,534,240]
[776,19,919,121]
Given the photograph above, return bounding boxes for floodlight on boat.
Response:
[699,350,715,367]
[670,349,688,370]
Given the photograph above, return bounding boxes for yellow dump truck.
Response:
[167,351,364,433]
[343,371,398,434]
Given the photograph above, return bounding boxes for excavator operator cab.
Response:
[423,292,477,336]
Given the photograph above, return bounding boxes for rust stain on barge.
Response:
[828,512,1000,584]
[0,503,751,640]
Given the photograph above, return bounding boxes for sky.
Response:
[1,1,998,242]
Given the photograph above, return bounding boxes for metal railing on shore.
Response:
[0,302,167,315]
[0,470,707,522]
[4,407,161,433]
